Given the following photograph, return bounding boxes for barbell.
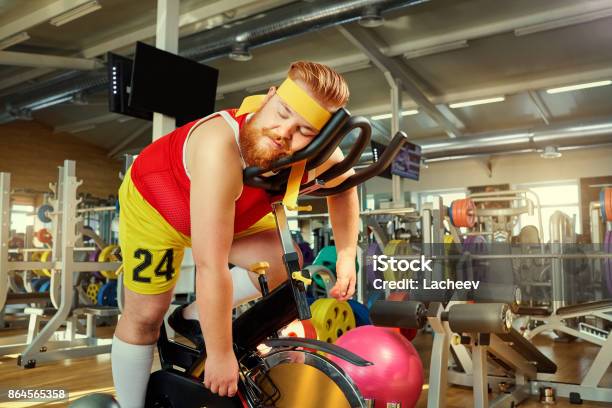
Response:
[37,204,117,223]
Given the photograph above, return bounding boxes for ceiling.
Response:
[0,0,611,160]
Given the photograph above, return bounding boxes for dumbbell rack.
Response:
[0,160,122,368]
[0,172,58,356]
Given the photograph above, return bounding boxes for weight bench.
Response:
[371,300,558,407]
[73,306,120,338]
[522,299,612,344]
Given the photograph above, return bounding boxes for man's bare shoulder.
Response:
[186,116,242,172]
[189,115,236,149]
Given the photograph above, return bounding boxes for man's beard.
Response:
[239,112,291,169]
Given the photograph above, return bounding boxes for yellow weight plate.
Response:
[443,235,457,280]
[40,250,52,277]
[98,245,120,279]
[382,239,413,280]
[31,251,44,277]
[310,298,356,343]
[86,282,102,304]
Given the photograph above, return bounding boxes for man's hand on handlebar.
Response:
[329,256,356,301]
[203,351,239,398]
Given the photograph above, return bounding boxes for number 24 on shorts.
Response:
[132,249,176,283]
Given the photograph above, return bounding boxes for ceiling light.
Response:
[229,43,252,61]
[546,80,612,94]
[49,1,102,27]
[359,6,385,28]
[12,108,32,121]
[371,110,418,120]
[71,92,88,105]
[403,40,469,59]
[540,145,562,159]
[70,124,96,133]
[449,97,505,109]
[0,32,30,50]
[514,8,612,36]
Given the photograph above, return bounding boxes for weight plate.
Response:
[310,298,356,343]
[98,245,120,279]
[37,204,54,224]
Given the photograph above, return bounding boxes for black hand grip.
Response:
[307,130,408,197]
[302,115,369,172]
[277,116,373,195]
[243,108,350,190]
[262,337,373,367]
[308,116,371,183]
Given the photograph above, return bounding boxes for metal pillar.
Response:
[0,173,10,310]
[358,184,368,304]
[472,340,489,408]
[152,0,179,140]
[386,73,405,208]
[427,302,449,408]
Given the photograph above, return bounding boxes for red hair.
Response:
[287,61,349,111]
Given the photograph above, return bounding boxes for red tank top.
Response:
[130,109,276,237]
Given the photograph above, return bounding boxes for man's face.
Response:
[239,87,322,169]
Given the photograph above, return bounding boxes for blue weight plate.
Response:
[348,299,372,326]
[97,281,118,307]
[39,280,50,293]
[37,204,54,224]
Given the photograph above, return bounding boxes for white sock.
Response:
[182,302,199,320]
[182,265,261,320]
[111,335,155,408]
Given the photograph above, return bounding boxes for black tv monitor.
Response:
[370,141,392,179]
[107,52,153,121]
[129,42,219,126]
[370,140,421,181]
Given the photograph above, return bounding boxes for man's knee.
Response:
[117,308,165,345]
[127,306,166,329]
[118,289,173,343]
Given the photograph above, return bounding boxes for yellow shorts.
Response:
[119,169,276,295]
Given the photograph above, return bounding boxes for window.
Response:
[365,195,375,210]
[515,181,580,242]
[11,204,34,234]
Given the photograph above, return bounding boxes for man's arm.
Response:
[316,148,359,300]
[188,118,242,396]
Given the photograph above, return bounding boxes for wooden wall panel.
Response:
[0,121,122,198]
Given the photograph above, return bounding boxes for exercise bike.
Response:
[145,108,410,408]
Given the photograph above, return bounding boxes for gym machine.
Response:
[361,186,612,405]
[143,108,410,407]
[370,299,557,408]
[468,189,544,244]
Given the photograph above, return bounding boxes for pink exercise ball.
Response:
[330,325,423,408]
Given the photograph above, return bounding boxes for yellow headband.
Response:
[236,78,324,211]
[236,77,332,130]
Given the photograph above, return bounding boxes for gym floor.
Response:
[0,324,609,407]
